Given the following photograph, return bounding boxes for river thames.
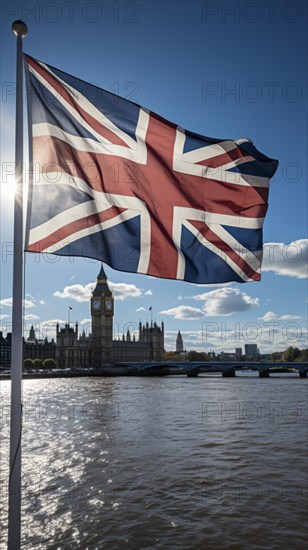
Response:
[0,374,307,549]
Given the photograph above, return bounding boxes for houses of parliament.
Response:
[48,265,165,368]
[0,266,187,370]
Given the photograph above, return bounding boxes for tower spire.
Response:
[97,263,107,281]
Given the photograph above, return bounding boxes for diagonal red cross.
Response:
[27,56,267,280]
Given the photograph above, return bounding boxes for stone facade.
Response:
[56,323,91,369]
[25,325,56,361]
[176,330,184,353]
[90,265,164,366]
[56,265,165,368]
[1,267,165,370]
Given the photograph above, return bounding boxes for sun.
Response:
[0,174,29,206]
[0,175,17,203]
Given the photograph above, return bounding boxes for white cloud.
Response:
[79,318,91,333]
[258,311,277,322]
[39,319,66,339]
[136,307,146,312]
[262,239,308,279]
[160,305,204,320]
[258,311,302,321]
[39,299,46,305]
[0,314,9,321]
[279,314,301,320]
[79,318,91,325]
[54,283,95,302]
[24,314,40,321]
[54,280,147,303]
[0,297,35,308]
[25,299,36,308]
[194,288,259,316]
[1,298,12,307]
[177,295,183,301]
[109,282,142,301]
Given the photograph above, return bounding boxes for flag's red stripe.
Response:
[26,55,129,149]
[27,206,127,252]
[190,220,260,281]
[33,135,268,220]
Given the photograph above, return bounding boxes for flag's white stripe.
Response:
[28,174,151,273]
[173,129,268,187]
[172,206,264,229]
[182,220,254,282]
[28,61,149,163]
[172,210,187,280]
[29,61,136,149]
[173,206,261,280]
[205,167,268,187]
[223,155,255,169]
[41,209,139,252]
[33,123,147,163]
[182,137,249,164]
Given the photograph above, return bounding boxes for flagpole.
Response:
[8,20,28,550]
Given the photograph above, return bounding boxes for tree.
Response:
[33,358,43,369]
[185,350,210,362]
[43,358,56,369]
[164,352,186,361]
[283,347,301,362]
[269,351,283,362]
[299,348,308,362]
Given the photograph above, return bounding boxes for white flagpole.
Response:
[8,20,28,550]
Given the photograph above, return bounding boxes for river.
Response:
[0,374,307,549]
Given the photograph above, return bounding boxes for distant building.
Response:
[0,331,11,369]
[220,351,236,361]
[24,325,56,361]
[176,331,184,353]
[235,348,243,357]
[244,344,260,357]
[91,265,165,366]
[2,267,165,371]
[56,323,91,369]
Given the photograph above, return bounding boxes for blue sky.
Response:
[0,0,307,354]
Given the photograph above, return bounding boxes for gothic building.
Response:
[55,265,165,368]
[56,323,91,369]
[176,330,184,353]
[90,265,165,366]
[24,326,56,361]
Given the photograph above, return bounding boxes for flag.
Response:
[24,55,278,284]
[69,306,73,310]
[149,307,152,311]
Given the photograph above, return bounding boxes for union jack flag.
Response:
[24,55,278,283]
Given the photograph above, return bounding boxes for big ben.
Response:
[91,264,114,366]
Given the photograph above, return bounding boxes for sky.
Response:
[0,0,307,354]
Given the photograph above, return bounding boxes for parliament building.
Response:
[56,265,165,368]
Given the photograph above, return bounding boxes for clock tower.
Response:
[91,264,114,366]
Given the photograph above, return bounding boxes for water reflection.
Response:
[0,376,307,549]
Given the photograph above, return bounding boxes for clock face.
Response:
[105,299,113,311]
[93,299,101,310]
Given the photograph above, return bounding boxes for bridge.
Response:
[113,361,308,378]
